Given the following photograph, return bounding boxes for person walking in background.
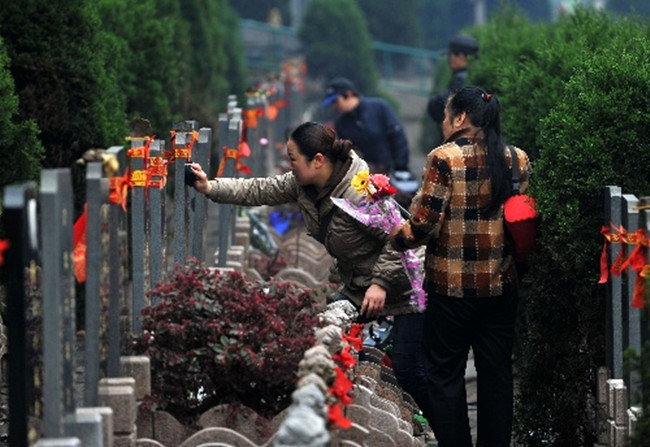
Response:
[321,76,419,209]
[390,86,532,447]
[427,34,479,124]
[187,121,435,426]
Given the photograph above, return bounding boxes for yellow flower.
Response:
[351,171,370,194]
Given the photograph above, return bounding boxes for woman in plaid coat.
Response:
[391,86,532,447]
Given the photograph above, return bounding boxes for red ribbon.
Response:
[329,367,353,405]
[332,345,356,371]
[327,402,351,429]
[341,323,364,352]
[0,239,10,266]
[599,223,649,308]
[216,142,251,178]
[109,172,131,212]
[169,130,199,162]
[72,206,88,283]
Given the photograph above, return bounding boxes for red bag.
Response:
[504,146,539,262]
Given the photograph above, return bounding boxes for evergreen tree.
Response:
[176,0,243,127]
[0,37,43,191]
[357,0,424,48]
[298,0,379,94]
[0,0,126,168]
[97,0,181,135]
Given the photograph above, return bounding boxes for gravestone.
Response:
[105,146,128,377]
[3,181,40,445]
[172,120,199,267]
[84,162,109,406]
[40,169,77,438]
[148,139,166,292]
[189,127,212,262]
[128,138,149,332]
[216,110,243,268]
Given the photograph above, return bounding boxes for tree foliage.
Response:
[464,8,650,445]
[0,0,126,169]
[0,38,44,194]
[0,0,247,171]
[357,0,424,48]
[298,0,379,94]
[97,0,181,135]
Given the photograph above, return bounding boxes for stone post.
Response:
[3,181,39,445]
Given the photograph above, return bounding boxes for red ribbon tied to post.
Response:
[599,223,649,308]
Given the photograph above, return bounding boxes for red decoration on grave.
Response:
[0,239,10,266]
[109,172,131,211]
[73,207,88,283]
[169,130,199,162]
[341,323,364,352]
[599,223,649,308]
[327,402,352,429]
[332,344,356,371]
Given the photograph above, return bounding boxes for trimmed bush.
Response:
[128,260,327,424]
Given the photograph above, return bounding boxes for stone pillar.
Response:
[606,379,627,446]
[98,377,137,447]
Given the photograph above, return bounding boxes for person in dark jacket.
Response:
[322,78,415,174]
[322,77,419,210]
[427,34,479,124]
[188,121,435,426]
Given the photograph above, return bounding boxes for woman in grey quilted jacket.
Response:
[188,121,434,424]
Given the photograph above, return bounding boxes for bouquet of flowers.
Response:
[331,171,426,311]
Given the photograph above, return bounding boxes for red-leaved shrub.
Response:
[128,259,327,423]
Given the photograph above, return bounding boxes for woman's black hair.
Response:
[446,86,510,217]
[289,121,353,163]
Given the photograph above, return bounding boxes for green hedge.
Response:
[464,8,650,446]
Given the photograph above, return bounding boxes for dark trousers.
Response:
[423,291,518,447]
[391,312,436,424]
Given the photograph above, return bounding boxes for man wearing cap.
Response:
[321,77,415,190]
[427,34,479,123]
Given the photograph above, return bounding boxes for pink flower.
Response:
[369,174,397,198]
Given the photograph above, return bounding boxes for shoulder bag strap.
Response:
[507,145,520,195]
[318,206,338,243]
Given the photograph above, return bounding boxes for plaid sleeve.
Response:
[393,151,451,250]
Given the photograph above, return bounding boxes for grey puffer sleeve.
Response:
[205,172,298,206]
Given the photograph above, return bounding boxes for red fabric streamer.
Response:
[0,239,10,266]
[329,367,353,405]
[73,207,88,283]
[327,402,352,429]
[332,345,356,371]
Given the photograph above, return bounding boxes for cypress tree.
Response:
[0,37,43,191]
[299,0,379,95]
[0,0,126,168]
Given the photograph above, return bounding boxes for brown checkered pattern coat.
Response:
[394,138,531,298]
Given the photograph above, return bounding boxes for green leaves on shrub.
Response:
[129,260,326,423]
[466,7,650,445]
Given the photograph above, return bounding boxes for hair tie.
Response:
[482,92,492,102]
